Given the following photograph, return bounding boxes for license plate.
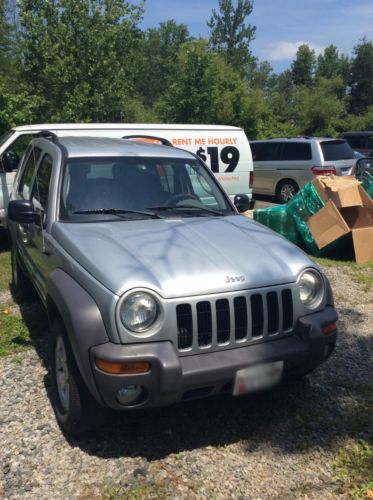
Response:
[233,361,284,396]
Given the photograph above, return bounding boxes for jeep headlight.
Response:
[299,270,324,308]
[120,292,158,332]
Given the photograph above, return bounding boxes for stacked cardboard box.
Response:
[308,176,373,264]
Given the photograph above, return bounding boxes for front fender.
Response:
[47,268,110,405]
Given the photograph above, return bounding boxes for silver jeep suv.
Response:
[7,135,338,435]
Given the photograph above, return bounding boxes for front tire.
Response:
[50,320,108,435]
[276,179,299,203]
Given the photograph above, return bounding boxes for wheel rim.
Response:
[12,251,18,287]
[280,184,296,202]
[55,336,70,412]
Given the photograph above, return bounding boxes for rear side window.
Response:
[251,142,280,161]
[320,140,354,161]
[280,143,312,161]
[18,147,42,199]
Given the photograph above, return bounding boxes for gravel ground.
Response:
[0,265,372,499]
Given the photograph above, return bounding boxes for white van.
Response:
[0,123,254,226]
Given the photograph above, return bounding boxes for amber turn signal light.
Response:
[321,322,337,335]
[95,359,151,374]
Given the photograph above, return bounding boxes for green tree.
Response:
[291,44,316,87]
[293,77,347,135]
[0,79,42,132]
[207,0,256,74]
[316,44,350,83]
[0,1,37,133]
[250,61,274,93]
[336,106,373,133]
[350,39,373,113]
[155,39,249,125]
[0,1,14,76]
[135,20,191,106]
[18,0,144,122]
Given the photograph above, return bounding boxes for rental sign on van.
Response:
[171,136,240,174]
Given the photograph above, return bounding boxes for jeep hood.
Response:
[52,216,315,298]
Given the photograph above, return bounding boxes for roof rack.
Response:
[36,130,59,142]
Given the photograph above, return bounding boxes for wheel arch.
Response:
[46,268,109,404]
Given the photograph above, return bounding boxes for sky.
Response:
[138,0,373,73]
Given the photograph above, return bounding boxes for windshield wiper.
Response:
[73,208,162,218]
[147,204,224,216]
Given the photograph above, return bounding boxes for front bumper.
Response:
[90,306,337,410]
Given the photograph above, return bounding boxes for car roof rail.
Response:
[122,135,173,147]
[37,130,59,142]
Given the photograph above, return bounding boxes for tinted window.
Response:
[320,140,354,161]
[31,154,53,213]
[18,147,42,199]
[59,156,232,221]
[343,135,366,149]
[281,142,312,161]
[251,142,280,161]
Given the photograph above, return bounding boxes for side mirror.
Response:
[234,194,251,213]
[0,150,19,172]
[356,157,373,176]
[7,200,38,224]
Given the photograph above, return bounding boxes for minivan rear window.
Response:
[320,140,354,161]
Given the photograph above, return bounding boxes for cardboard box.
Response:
[308,176,373,264]
[312,175,372,208]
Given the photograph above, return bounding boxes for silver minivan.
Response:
[251,137,355,203]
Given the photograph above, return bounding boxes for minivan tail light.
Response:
[249,171,254,187]
[311,166,336,176]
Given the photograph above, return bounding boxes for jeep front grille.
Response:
[176,288,293,352]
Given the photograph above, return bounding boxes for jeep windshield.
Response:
[59,156,234,221]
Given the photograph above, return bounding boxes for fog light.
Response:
[117,385,143,405]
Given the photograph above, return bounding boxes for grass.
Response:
[334,440,373,498]
[0,303,47,356]
[0,251,11,292]
[311,255,373,270]
[333,383,373,498]
[0,250,47,356]
[311,255,373,289]
[102,480,171,500]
